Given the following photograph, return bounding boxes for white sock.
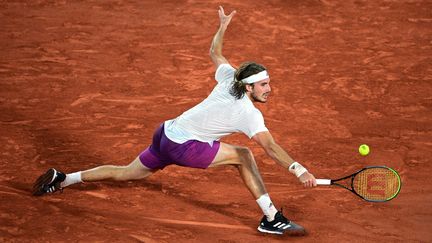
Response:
[256,193,278,222]
[60,172,82,188]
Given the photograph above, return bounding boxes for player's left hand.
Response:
[218,6,236,29]
[299,171,317,188]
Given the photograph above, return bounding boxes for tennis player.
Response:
[33,6,317,235]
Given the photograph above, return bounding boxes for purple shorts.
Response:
[139,123,220,170]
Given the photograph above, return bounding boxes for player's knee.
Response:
[110,166,125,181]
[236,147,254,165]
[113,165,137,181]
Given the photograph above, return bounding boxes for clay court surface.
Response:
[1,0,431,242]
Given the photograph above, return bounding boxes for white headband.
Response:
[241,70,269,84]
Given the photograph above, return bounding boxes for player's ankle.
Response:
[266,209,277,221]
[256,193,278,221]
[60,172,82,187]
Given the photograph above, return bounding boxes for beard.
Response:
[251,92,269,103]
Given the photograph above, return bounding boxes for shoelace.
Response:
[275,209,290,224]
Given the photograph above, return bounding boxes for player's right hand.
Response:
[299,171,317,188]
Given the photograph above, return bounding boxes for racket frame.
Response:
[317,166,401,202]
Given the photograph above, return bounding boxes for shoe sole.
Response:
[32,168,55,196]
[257,226,306,236]
[257,226,283,235]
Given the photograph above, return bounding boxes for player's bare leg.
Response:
[209,143,267,199]
[209,142,306,235]
[32,156,156,196]
[81,156,155,182]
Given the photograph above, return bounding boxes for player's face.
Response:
[249,78,271,103]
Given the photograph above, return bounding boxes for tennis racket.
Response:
[316,166,401,202]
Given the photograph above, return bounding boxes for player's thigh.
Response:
[208,142,251,167]
[123,156,157,179]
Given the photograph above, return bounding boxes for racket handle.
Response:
[316,179,331,185]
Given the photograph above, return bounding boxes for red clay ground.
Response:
[1,0,431,242]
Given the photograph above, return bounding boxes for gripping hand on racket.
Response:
[299,171,317,188]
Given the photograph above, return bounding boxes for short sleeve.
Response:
[239,109,269,138]
[215,63,236,83]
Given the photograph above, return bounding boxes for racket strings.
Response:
[353,168,400,201]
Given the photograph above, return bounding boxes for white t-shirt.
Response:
[164,63,268,144]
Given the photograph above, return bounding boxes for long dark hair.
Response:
[229,62,267,99]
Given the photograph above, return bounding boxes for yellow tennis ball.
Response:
[359,144,370,156]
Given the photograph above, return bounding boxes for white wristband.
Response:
[289,162,308,178]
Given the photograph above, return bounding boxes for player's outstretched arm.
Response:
[209,6,236,68]
[253,131,317,187]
